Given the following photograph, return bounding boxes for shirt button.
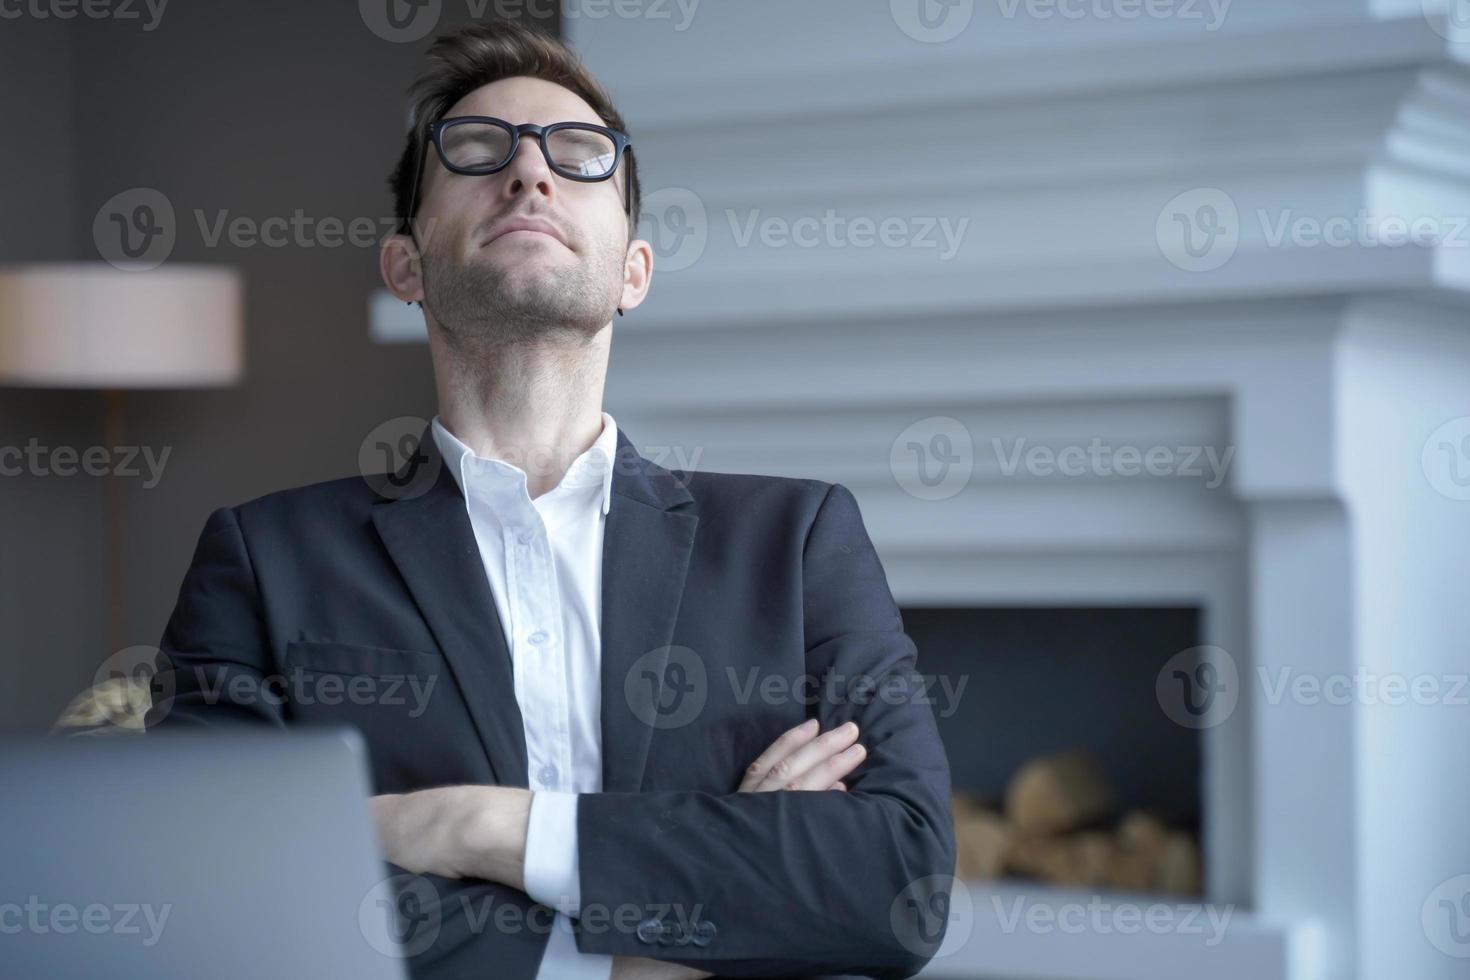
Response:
[528,630,549,646]
[517,529,533,545]
[537,763,558,786]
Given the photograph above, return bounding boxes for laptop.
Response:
[0,726,409,979]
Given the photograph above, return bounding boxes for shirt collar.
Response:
[430,411,618,517]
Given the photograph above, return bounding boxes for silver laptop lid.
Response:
[0,726,408,980]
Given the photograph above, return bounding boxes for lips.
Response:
[485,215,568,248]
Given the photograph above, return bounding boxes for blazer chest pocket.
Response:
[281,640,482,793]
[282,640,448,719]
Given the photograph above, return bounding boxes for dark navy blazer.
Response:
[146,423,956,979]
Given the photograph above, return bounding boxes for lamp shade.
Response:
[0,263,243,388]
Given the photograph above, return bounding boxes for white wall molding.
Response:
[572,8,1470,978]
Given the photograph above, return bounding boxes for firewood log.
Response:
[1005,748,1116,835]
[954,806,1013,880]
[1155,833,1202,895]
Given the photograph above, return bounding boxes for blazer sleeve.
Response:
[145,506,287,730]
[142,507,561,980]
[572,482,958,978]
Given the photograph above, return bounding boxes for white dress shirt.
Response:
[431,412,615,980]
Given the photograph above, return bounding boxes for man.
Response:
[146,20,954,980]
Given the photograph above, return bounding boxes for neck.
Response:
[429,324,611,500]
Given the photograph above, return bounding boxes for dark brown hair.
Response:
[388,21,640,240]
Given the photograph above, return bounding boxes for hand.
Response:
[369,785,531,888]
[610,955,715,980]
[738,718,866,792]
[371,789,715,980]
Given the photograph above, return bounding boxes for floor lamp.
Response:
[0,263,244,656]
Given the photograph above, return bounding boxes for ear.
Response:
[380,229,423,305]
[618,237,654,313]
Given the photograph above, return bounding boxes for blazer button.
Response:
[635,918,661,944]
[691,919,717,947]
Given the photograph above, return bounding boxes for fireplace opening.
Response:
[901,605,1204,895]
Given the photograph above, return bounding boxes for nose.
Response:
[498,132,557,207]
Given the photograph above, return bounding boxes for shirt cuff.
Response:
[523,791,582,916]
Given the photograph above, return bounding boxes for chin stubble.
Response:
[422,233,623,348]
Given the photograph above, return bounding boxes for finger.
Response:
[755,720,860,791]
[833,781,847,792]
[738,718,819,791]
[785,741,866,791]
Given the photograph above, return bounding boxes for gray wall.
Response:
[0,17,102,732]
[1,1,555,731]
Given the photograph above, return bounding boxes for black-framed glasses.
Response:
[402,115,633,240]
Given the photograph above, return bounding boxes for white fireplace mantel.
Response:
[565,6,1470,979]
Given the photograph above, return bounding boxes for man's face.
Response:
[410,75,641,345]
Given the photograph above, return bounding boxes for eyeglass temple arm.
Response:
[403,127,429,243]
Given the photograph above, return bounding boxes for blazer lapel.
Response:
[370,424,529,788]
[367,420,699,795]
[599,427,699,793]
